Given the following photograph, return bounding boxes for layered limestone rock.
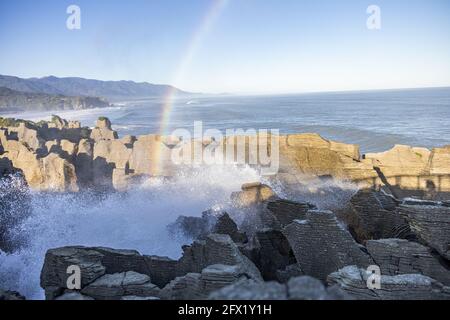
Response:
[80,271,160,300]
[2,116,450,196]
[327,265,450,300]
[40,234,262,300]
[248,229,297,281]
[399,205,450,260]
[365,145,450,199]
[90,118,118,142]
[283,211,373,281]
[366,239,450,285]
[276,134,378,187]
[231,182,277,208]
[336,189,413,243]
[161,264,257,300]
[208,276,351,300]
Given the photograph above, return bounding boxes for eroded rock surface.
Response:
[328,266,450,300]
[283,211,373,281]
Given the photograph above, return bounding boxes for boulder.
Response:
[252,229,297,281]
[55,292,94,300]
[90,117,118,141]
[399,205,450,260]
[277,134,378,184]
[208,276,351,300]
[209,278,287,300]
[167,212,217,240]
[213,213,247,243]
[266,199,316,227]
[231,182,277,208]
[81,271,160,300]
[162,264,257,300]
[336,189,413,243]
[328,265,450,300]
[41,153,79,192]
[283,211,373,281]
[178,234,263,282]
[366,239,450,285]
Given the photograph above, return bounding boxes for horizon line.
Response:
[1,73,449,97]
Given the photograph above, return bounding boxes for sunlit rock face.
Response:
[1,116,450,199]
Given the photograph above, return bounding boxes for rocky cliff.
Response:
[0,87,111,111]
[1,116,450,200]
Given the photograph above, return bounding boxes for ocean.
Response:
[4,87,450,153]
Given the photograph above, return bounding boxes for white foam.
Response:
[0,164,260,299]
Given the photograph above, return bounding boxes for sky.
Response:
[0,0,449,94]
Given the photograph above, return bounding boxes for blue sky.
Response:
[0,0,449,94]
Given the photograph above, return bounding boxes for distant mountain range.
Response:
[0,74,189,112]
[0,86,111,112]
[0,75,188,100]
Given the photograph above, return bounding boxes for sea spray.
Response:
[0,164,261,299]
[0,164,359,299]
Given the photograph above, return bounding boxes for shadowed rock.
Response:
[283,210,373,281]
[208,276,351,300]
[337,189,413,243]
[399,205,450,260]
[366,239,450,285]
[81,271,160,300]
[328,265,450,300]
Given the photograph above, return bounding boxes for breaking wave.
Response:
[0,165,260,299]
[0,165,359,299]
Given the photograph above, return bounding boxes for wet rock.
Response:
[55,292,94,300]
[0,289,26,300]
[231,182,277,208]
[213,213,247,243]
[283,211,373,281]
[275,264,304,284]
[337,189,413,243]
[266,199,316,228]
[366,239,450,285]
[209,278,287,300]
[178,234,263,282]
[399,205,450,260]
[252,229,297,281]
[209,276,351,300]
[287,276,351,300]
[328,265,450,300]
[143,256,179,288]
[40,247,106,298]
[160,273,202,300]
[81,271,160,300]
[167,212,217,240]
[162,264,258,300]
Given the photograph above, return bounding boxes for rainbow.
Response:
[154,0,229,175]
